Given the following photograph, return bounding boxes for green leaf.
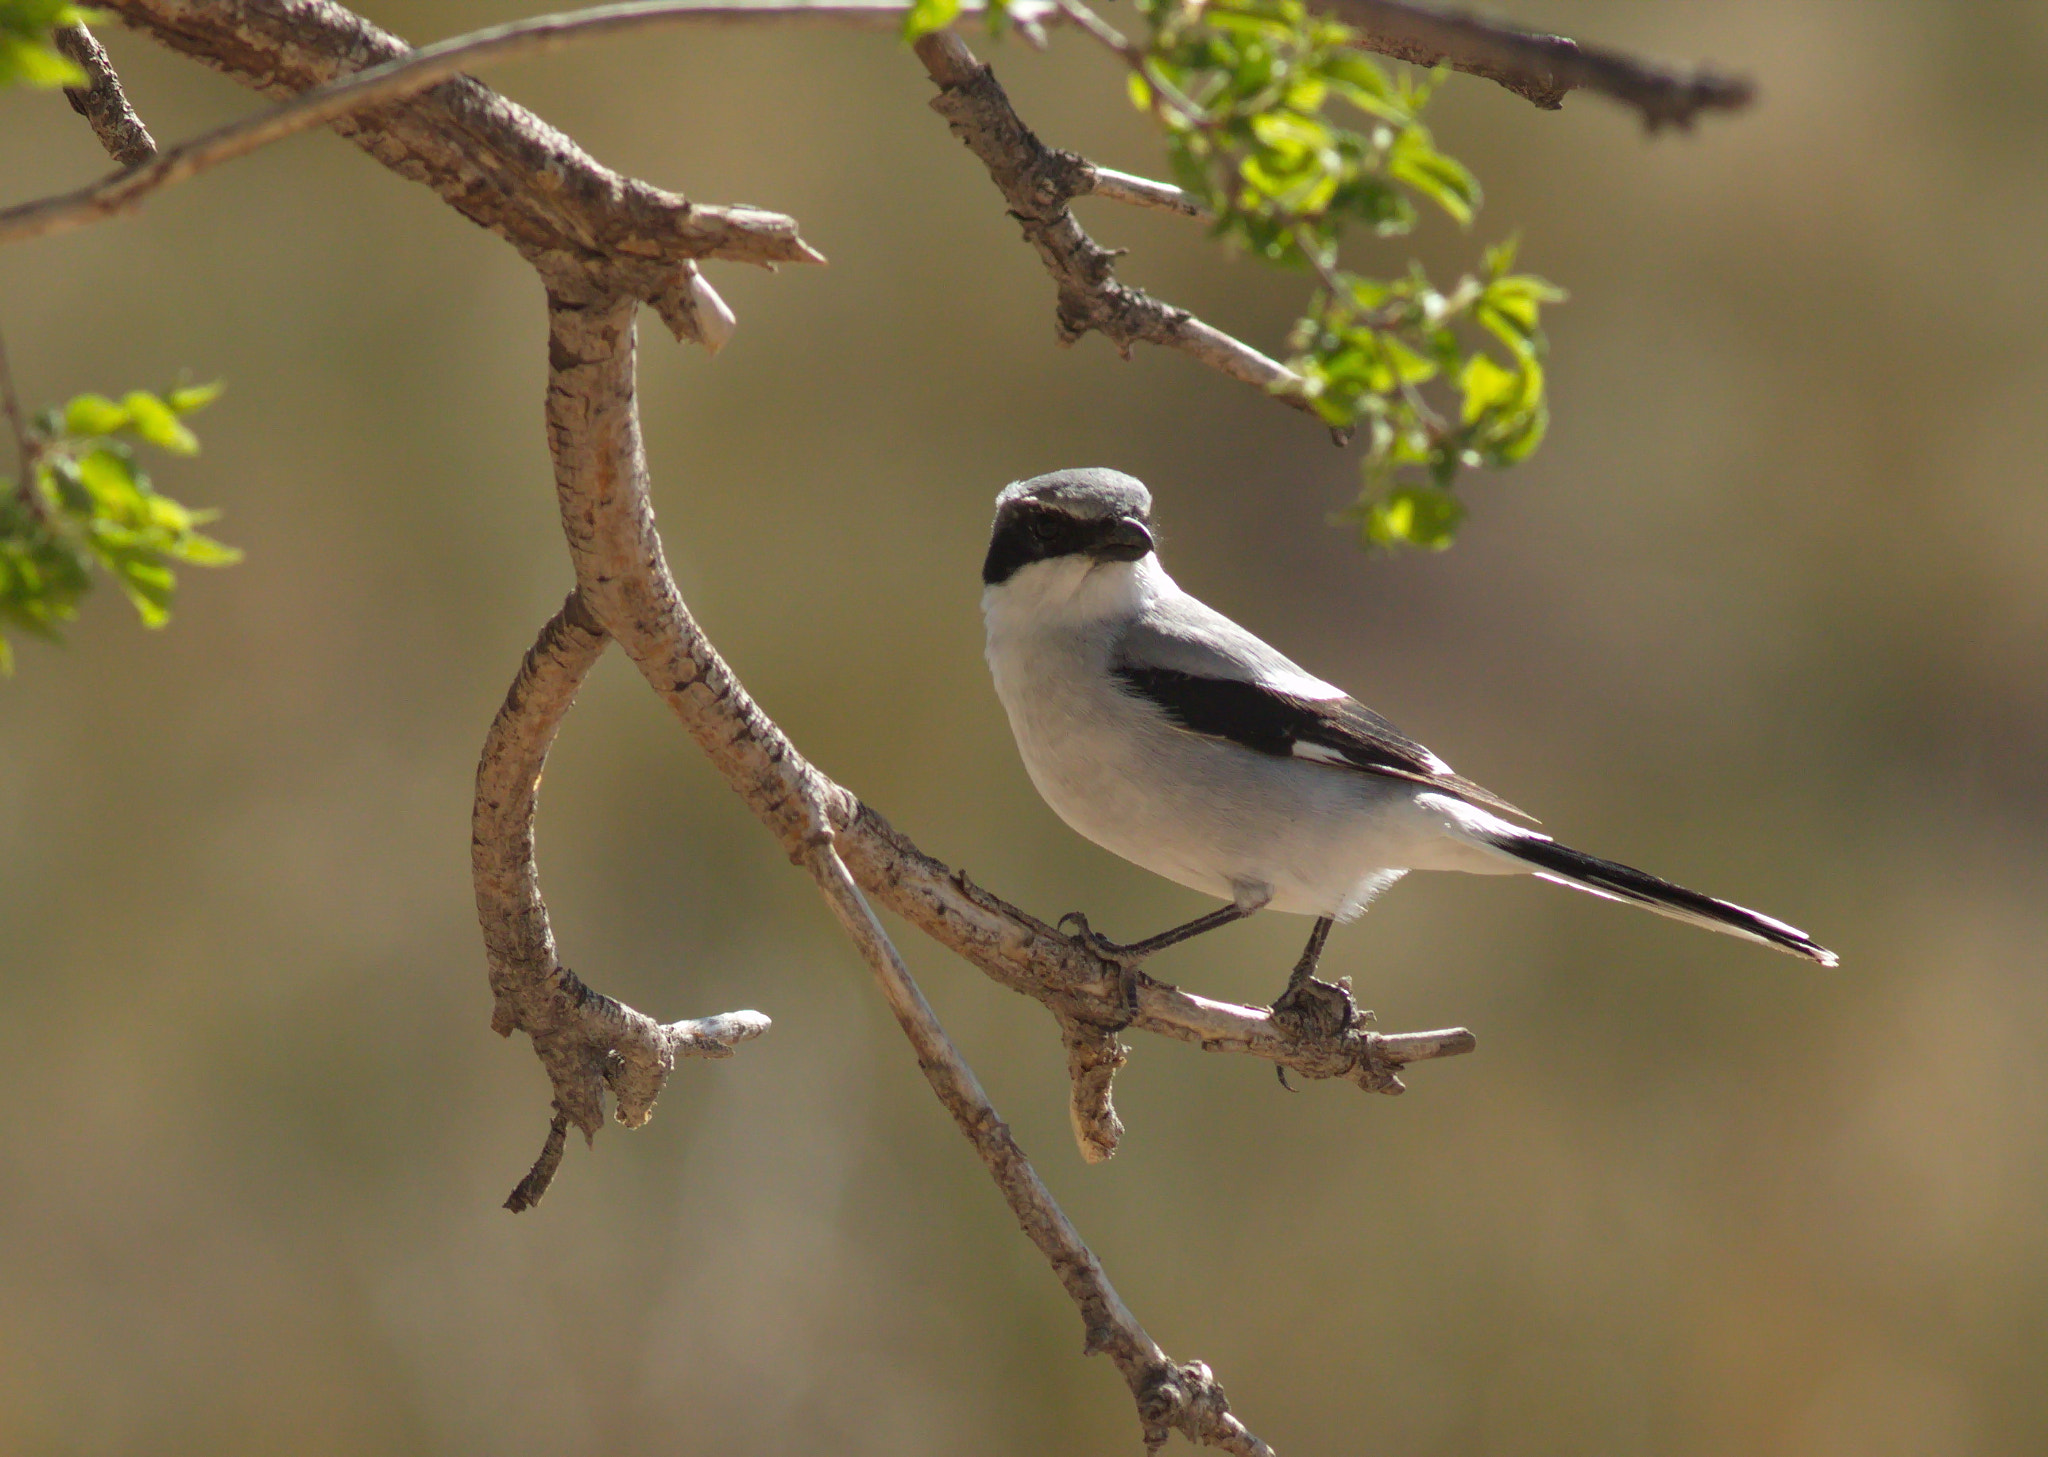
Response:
[0,33,86,89]
[166,381,224,415]
[1365,484,1465,550]
[121,391,201,455]
[63,392,129,437]
[901,0,960,42]
[1459,353,1523,423]
[169,533,243,567]
[1388,136,1478,225]
[75,448,144,512]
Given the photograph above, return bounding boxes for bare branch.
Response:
[6,0,827,296]
[800,809,1269,1453]
[54,24,159,168]
[911,30,1323,425]
[24,1,818,347]
[474,589,770,1206]
[1316,0,1754,129]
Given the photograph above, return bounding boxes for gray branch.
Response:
[54,24,158,168]
[804,812,1268,1453]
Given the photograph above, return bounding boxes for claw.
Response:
[1058,910,1137,966]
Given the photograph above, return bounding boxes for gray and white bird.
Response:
[980,467,1836,1008]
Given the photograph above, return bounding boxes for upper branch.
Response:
[54,24,159,167]
[62,0,819,338]
[913,30,1323,429]
[1318,0,1754,129]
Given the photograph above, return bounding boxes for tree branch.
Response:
[6,2,827,266]
[912,29,1325,432]
[802,810,1269,1453]
[46,0,823,346]
[474,588,770,1209]
[1315,0,1754,129]
[54,24,159,168]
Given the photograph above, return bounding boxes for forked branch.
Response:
[474,587,771,1208]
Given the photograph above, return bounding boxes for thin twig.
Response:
[54,24,158,168]
[1315,0,1754,129]
[1087,167,1206,219]
[801,810,1271,1455]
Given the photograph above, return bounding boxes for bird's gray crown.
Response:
[994,468,1152,524]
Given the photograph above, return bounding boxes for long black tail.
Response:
[1478,830,1838,966]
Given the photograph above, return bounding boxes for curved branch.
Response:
[7,2,829,263]
[474,588,770,1207]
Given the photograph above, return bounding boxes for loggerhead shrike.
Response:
[980,467,1836,1013]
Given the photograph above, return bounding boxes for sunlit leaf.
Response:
[121,391,201,455]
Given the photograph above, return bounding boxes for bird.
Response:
[978,466,1837,1019]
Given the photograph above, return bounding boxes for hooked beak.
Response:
[1091,516,1154,563]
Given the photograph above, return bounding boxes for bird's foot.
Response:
[1057,911,1144,966]
[1269,973,1359,1043]
[1058,912,1147,1025]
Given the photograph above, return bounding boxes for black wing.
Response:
[1113,664,1533,822]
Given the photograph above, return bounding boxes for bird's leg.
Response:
[1059,903,1257,965]
[1058,897,1266,1023]
[1279,916,1334,1000]
[1269,916,1356,1086]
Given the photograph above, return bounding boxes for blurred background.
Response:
[3,2,2045,1452]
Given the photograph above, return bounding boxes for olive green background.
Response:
[3,3,2045,1453]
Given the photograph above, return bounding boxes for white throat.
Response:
[981,551,1168,644]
